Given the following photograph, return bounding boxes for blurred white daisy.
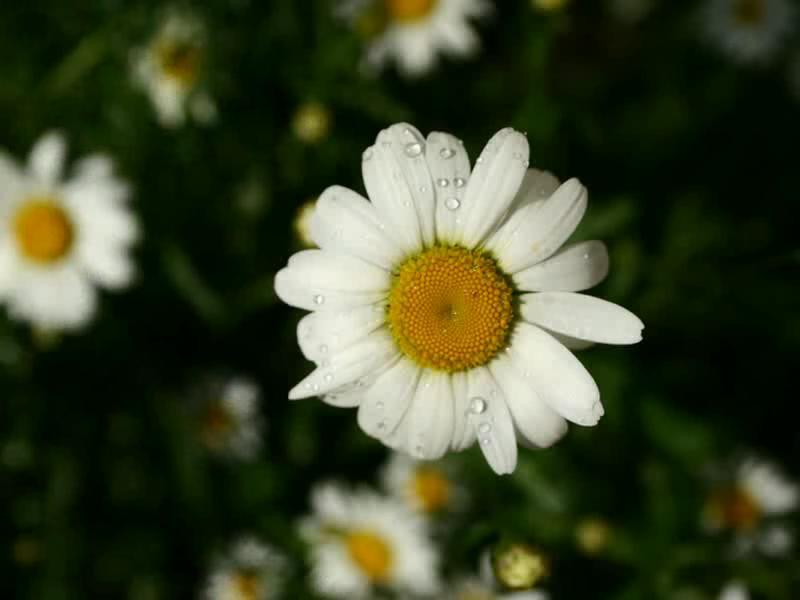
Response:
[719,580,749,600]
[703,0,795,65]
[0,132,137,330]
[704,456,798,556]
[449,576,548,600]
[197,376,263,460]
[132,10,216,127]
[301,482,440,598]
[382,452,463,514]
[204,536,285,600]
[294,199,318,248]
[275,123,643,475]
[338,0,491,77]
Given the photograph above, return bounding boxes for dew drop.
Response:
[437,178,450,188]
[304,382,312,390]
[419,185,428,193]
[313,294,325,305]
[513,152,522,160]
[312,383,320,392]
[439,147,455,159]
[404,142,423,157]
[376,401,385,410]
[480,438,490,445]
[583,252,590,260]
[469,397,487,415]
[323,373,333,383]
[445,197,461,210]
[453,177,466,188]
[476,156,484,164]
[402,200,411,207]
[319,344,328,354]
[478,423,492,434]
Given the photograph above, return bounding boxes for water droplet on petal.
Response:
[376,401,385,410]
[469,397,487,414]
[439,147,455,159]
[480,437,490,445]
[445,197,461,210]
[319,344,328,354]
[313,295,325,305]
[437,178,450,188]
[583,253,590,260]
[453,177,466,188]
[404,142,423,157]
[312,383,320,392]
[476,156,484,164]
[478,423,492,434]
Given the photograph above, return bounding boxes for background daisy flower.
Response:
[204,536,285,600]
[275,123,643,475]
[381,452,464,514]
[132,10,217,127]
[0,132,138,330]
[300,482,440,598]
[195,376,263,460]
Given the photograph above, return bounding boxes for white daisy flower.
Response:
[197,376,263,460]
[702,0,795,65]
[301,482,440,598]
[719,581,749,600]
[132,10,216,127]
[0,132,137,330]
[274,123,644,475]
[704,456,798,556]
[382,451,463,514]
[340,0,491,77]
[204,536,285,600]
[449,576,548,600]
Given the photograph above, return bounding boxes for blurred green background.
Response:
[1,0,799,598]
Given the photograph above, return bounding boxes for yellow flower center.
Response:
[386,0,437,22]
[159,41,202,86]
[233,571,261,600]
[388,246,514,373]
[345,530,393,582]
[14,199,74,263]
[706,486,762,531]
[734,0,766,25]
[411,467,451,512]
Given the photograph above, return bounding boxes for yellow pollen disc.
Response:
[388,246,514,373]
[411,467,451,512]
[386,0,437,22]
[707,486,761,531]
[734,0,766,25]
[233,571,261,600]
[14,199,74,264]
[345,530,393,582]
[158,41,202,86]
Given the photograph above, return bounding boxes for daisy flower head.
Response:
[204,536,285,600]
[132,9,216,127]
[0,132,137,331]
[382,451,464,514]
[337,0,492,77]
[275,123,644,475]
[704,456,798,556]
[702,0,796,65]
[301,482,440,598]
[196,376,263,460]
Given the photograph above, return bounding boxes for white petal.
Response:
[465,367,518,475]
[296,303,386,363]
[362,123,435,253]
[76,240,135,289]
[514,241,609,292]
[425,131,471,244]
[274,250,390,311]
[490,354,568,448]
[0,238,21,297]
[28,131,67,185]
[310,185,404,269]
[455,128,529,248]
[490,178,588,274]
[7,265,97,330]
[449,371,476,451]
[508,168,561,212]
[506,322,602,426]
[358,357,419,441]
[288,330,397,399]
[403,370,454,460]
[520,292,644,345]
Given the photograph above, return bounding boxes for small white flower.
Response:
[197,376,263,460]
[382,451,463,514]
[301,482,440,598]
[448,576,548,600]
[702,0,795,65]
[0,132,137,330]
[719,580,749,600]
[132,10,216,127]
[275,123,643,475]
[340,0,491,77]
[204,536,285,600]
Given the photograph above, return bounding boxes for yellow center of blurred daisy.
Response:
[734,0,765,25]
[233,571,261,600]
[706,486,761,531]
[386,0,437,22]
[411,467,451,512]
[14,199,74,263]
[388,246,514,372]
[159,41,202,86]
[345,530,393,581]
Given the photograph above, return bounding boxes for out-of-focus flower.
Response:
[196,376,263,460]
[301,482,440,598]
[204,537,285,600]
[381,452,463,514]
[292,102,332,144]
[702,0,795,65]
[448,575,549,600]
[491,542,548,591]
[575,517,612,554]
[719,580,750,600]
[337,0,491,77]
[532,0,570,13]
[0,132,138,330]
[704,456,798,556]
[274,123,644,475]
[294,199,318,248]
[132,10,216,127]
